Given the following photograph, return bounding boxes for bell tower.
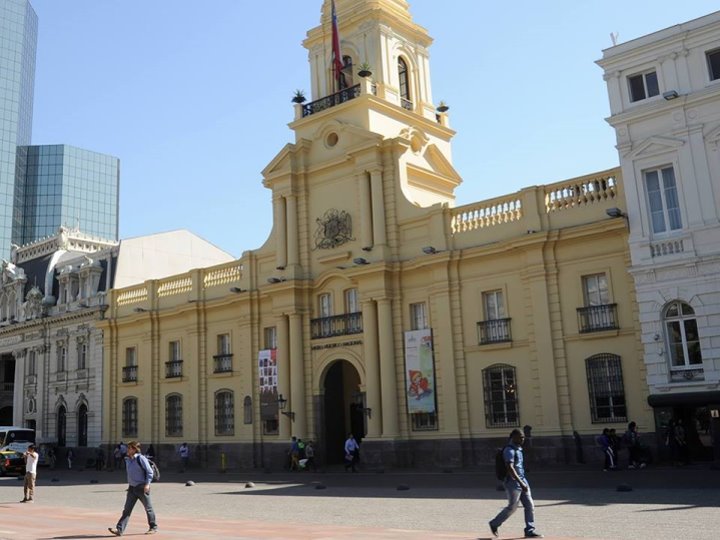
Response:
[304,0,439,123]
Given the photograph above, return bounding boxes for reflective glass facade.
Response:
[0,0,37,257]
[1,1,119,255]
[20,145,119,242]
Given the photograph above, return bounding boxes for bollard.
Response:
[221,452,226,473]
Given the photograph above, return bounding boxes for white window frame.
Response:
[628,70,659,102]
[217,334,231,355]
[707,48,720,82]
[169,340,181,362]
[644,166,683,235]
[318,293,333,318]
[409,302,428,330]
[263,326,277,350]
[582,273,610,307]
[344,288,359,314]
[482,290,506,320]
[664,301,703,370]
[125,347,137,367]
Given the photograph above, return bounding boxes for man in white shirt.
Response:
[344,433,360,472]
[22,444,39,503]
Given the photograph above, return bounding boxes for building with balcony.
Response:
[99,0,654,469]
[598,10,720,462]
[0,0,119,259]
[0,228,233,455]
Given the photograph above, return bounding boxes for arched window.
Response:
[586,354,626,423]
[77,403,88,447]
[215,390,234,435]
[243,395,253,425]
[122,397,137,438]
[165,394,183,437]
[482,364,519,428]
[664,301,703,369]
[57,405,67,446]
[340,55,354,90]
[398,57,412,110]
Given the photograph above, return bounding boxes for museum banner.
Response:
[403,329,436,414]
[258,349,278,419]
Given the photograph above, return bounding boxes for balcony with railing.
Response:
[477,318,512,345]
[577,304,619,333]
[311,313,363,339]
[213,354,233,374]
[302,85,362,117]
[401,98,413,111]
[165,360,183,379]
[122,365,138,383]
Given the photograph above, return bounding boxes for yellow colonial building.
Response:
[100,0,653,468]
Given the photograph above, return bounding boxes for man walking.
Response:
[21,444,39,503]
[489,429,543,538]
[344,433,360,472]
[108,441,158,536]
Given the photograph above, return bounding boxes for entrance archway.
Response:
[322,360,365,464]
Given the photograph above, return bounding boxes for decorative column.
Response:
[286,194,299,267]
[289,313,306,437]
[362,300,381,437]
[277,315,291,439]
[377,298,398,437]
[359,172,373,250]
[370,170,387,247]
[274,196,287,270]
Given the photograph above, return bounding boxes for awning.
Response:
[648,391,720,407]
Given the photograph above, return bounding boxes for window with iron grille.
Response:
[482,365,519,428]
[165,394,183,437]
[243,396,253,425]
[410,412,437,431]
[214,390,234,436]
[263,327,277,350]
[586,354,627,423]
[410,302,428,330]
[122,397,137,438]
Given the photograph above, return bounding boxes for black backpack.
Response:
[494,445,518,481]
[142,456,160,482]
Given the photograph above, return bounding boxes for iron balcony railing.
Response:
[302,84,361,117]
[213,354,233,373]
[401,98,413,111]
[311,312,363,339]
[165,360,183,378]
[122,365,138,383]
[477,318,512,345]
[577,304,619,333]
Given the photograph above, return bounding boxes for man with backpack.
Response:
[489,429,543,538]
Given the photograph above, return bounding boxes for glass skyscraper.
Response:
[0,0,119,258]
[1,0,38,258]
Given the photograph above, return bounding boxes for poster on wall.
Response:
[403,329,436,414]
[258,349,278,419]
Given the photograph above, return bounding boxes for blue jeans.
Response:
[490,479,536,534]
[116,484,157,533]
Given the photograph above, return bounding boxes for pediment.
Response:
[422,144,462,184]
[262,144,294,180]
[624,136,685,159]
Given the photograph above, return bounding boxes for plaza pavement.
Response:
[0,464,718,540]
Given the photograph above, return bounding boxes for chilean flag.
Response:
[331,0,344,86]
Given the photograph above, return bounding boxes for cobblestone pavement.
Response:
[0,466,718,539]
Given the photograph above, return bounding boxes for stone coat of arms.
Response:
[314,210,354,249]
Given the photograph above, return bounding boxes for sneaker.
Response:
[20,498,27,503]
[489,522,499,537]
[639,463,647,469]
[628,464,636,469]
[108,528,122,537]
[525,532,544,538]
[146,528,158,535]
[26,499,33,503]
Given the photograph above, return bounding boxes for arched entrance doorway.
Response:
[322,360,365,464]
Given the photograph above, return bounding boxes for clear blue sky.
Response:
[29,1,719,257]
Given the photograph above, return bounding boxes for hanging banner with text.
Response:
[403,329,436,414]
[258,349,278,419]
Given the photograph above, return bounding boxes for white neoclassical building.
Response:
[0,228,233,460]
[598,11,720,461]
